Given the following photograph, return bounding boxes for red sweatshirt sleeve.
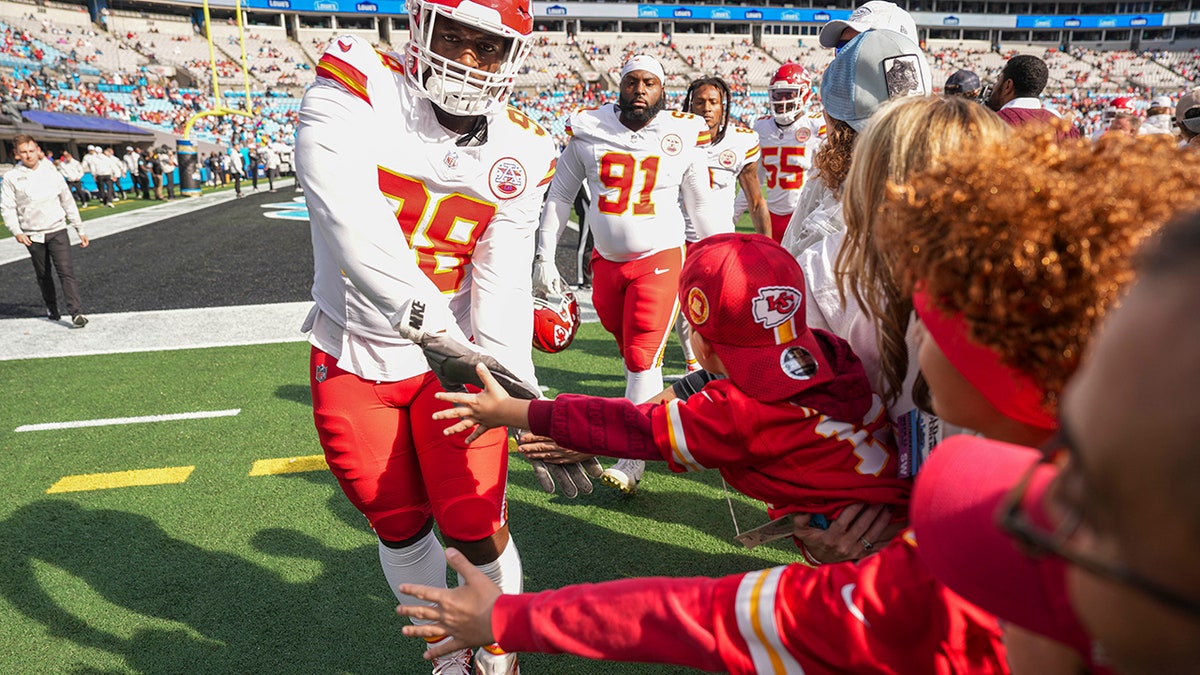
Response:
[527,394,663,461]
[492,576,729,671]
[491,538,1010,675]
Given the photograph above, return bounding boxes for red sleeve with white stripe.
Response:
[492,537,1009,675]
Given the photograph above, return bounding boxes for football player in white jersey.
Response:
[676,76,768,372]
[533,55,721,493]
[295,0,556,672]
[736,63,825,244]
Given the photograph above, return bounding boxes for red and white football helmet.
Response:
[406,0,534,116]
[1101,96,1138,124]
[768,63,813,126]
[532,291,580,354]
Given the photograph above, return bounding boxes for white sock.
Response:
[459,538,523,595]
[675,313,698,368]
[625,366,663,404]
[378,530,446,627]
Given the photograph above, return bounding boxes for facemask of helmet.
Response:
[405,0,533,117]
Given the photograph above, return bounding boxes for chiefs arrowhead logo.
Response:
[337,37,353,52]
[751,286,801,329]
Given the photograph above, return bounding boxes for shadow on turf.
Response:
[274,384,313,407]
[0,478,785,674]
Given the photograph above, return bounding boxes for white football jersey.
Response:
[540,105,716,262]
[683,123,761,241]
[296,35,558,384]
[751,112,825,217]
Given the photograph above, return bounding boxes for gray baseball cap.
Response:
[1175,88,1200,133]
[819,1,919,48]
[820,30,932,132]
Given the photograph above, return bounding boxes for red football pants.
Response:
[309,347,508,543]
[590,247,683,372]
[769,211,791,244]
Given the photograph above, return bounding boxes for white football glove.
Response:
[533,256,567,296]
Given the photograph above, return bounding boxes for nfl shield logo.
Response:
[315,364,328,383]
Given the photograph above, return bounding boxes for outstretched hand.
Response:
[396,548,501,659]
[434,363,528,443]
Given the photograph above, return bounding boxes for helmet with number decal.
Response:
[406,0,534,116]
[532,290,580,354]
[768,63,813,126]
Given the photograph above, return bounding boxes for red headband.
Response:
[914,288,1056,430]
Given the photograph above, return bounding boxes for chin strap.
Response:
[455,115,489,147]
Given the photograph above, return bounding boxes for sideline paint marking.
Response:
[16,409,241,433]
[47,466,195,494]
[249,455,328,476]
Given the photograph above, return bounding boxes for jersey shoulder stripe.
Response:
[537,157,557,187]
[745,143,761,160]
[317,52,370,105]
[377,50,404,73]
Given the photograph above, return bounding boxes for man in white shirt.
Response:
[82,145,114,207]
[123,146,145,199]
[1,135,90,327]
[56,151,88,207]
[104,147,127,201]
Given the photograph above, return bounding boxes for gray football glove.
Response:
[529,455,605,498]
[397,322,541,401]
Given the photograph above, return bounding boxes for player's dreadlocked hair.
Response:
[881,125,1200,413]
[682,76,732,144]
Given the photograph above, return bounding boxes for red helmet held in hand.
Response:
[532,290,580,353]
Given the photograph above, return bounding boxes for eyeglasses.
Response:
[997,423,1200,619]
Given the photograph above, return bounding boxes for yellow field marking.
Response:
[46,466,196,494]
[249,455,328,476]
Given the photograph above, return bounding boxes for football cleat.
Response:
[474,643,519,674]
[768,63,813,126]
[601,458,645,494]
[532,290,580,354]
[430,646,472,675]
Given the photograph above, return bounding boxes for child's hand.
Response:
[434,363,517,443]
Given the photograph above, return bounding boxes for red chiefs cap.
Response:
[913,435,1099,659]
[679,233,834,402]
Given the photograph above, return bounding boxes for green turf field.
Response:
[0,322,796,674]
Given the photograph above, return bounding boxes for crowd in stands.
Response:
[5,2,1200,158]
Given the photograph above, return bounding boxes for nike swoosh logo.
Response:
[654,267,670,275]
[841,583,870,627]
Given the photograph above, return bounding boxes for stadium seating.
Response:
[7,0,1200,152]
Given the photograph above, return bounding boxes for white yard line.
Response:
[0,302,312,361]
[0,291,596,361]
[16,408,241,432]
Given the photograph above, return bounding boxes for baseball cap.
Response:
[914,288,1056,430]
[1150,95,1172,109]
[943,69,981,96]
[678,233,833,402]
[1176,88,1200,132]
[912,435,1096,657]
[126,146,134,151]
[820,29,932,132]
[819,1,919,48]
